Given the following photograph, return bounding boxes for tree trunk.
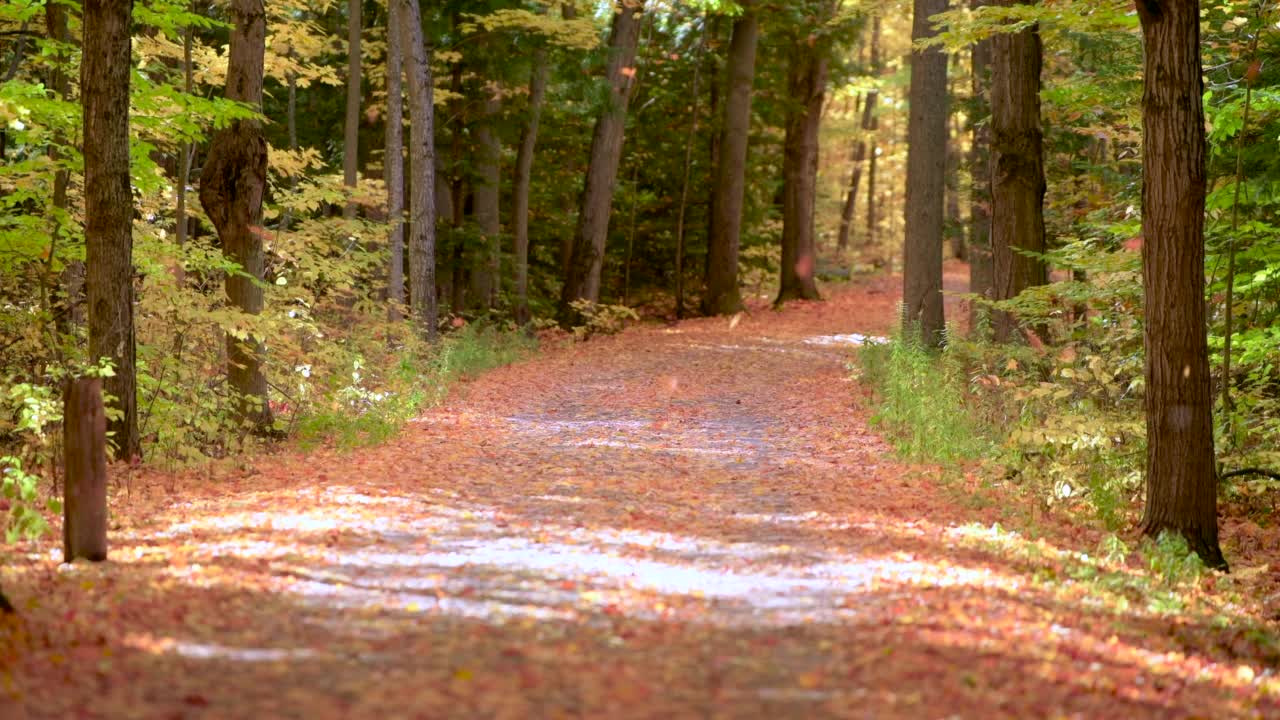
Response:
[777,6,834,306]
[1135,0,1225,569]
[198,0,272,431]
[175,10,194,284]
[968,0,993,334]
[83,0,139,461]
[46,1,81,331]
[63,378,108,563]
[838,91,876,251]
[512,51,549,326]
[558,0,644,324]
[702,6,759,316]
[385,0,405,322]
[674,16,708,320]
[704,16,722,281]
[946,108,964,259]
[989,8,1047,342]
[400,0,437,341]
[902,0,949,347]
[343,0,361,219]
[866,17,882,249]
[471,96,502,310]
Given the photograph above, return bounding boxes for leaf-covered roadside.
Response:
[4,277,1279,719]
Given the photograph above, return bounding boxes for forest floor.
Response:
[3,264,1280,719]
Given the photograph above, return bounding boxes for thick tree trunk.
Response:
[989,9,1047,342]
[385,0,405,322]
[83,0,139,461]
[558,0,644,324]
[837,92,876,251]
[702,6,759,316]
[400,0,437,341]
[471,96,502,310]
[902,0,949,347]
[968,0,994,334]
[198,0,272,431]
[776,7,834,306]
[343,0,361,219]
[1135,0,1225,569]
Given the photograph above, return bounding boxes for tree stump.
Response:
[63,378,108,563]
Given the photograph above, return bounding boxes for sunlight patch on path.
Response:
[134,489,1023,628]
[802,333,886,347]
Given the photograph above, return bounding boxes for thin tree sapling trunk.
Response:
[343,0,361,219]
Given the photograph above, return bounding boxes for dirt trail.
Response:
[2,269,1274,719]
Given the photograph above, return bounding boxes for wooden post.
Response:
[63,378,108,563]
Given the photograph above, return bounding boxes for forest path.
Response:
[4,266,1272,719]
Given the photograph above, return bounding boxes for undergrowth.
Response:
[858,330,992,463]
[295,322,536,449]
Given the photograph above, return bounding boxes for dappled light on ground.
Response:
[3,276,1278,718]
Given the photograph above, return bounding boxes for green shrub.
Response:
[858,332,991,463]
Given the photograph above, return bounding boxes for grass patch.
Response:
[858,332,992,463]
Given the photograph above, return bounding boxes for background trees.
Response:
[1,0,1277,569]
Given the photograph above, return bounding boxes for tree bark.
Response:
[198,0,272,431]
[471,95,502,310]
[837,92,876,251]
[343,0,361,219]
[946,108,964,259]
[400,0,437,341]
[1135,0,1225,569]
[777,3,835,306]
[702,7,759,316]
[63,378,108,563]
[866,16,882,249]
[989,7,1047,342]
[46,1,80,331]
[512,47,549,326]
[902,0,949,346]
[385,0,405,322]
[83,0,139,461]
[968,0,994,333]
[558,0,644,324]
[175,10,194,284]
[674,16,708,320]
